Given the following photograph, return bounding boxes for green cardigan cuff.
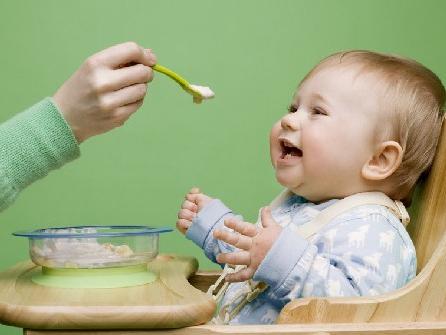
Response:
[0,98,80,209]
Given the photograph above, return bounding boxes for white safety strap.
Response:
[207,265,237,301]
[295,192,410,239]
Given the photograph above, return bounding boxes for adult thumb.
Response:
[260,206,274,228]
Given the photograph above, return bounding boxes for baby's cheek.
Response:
[302,137,341,181]
[302,134,326,165]
[306,127,344,160]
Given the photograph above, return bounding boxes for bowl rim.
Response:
[12,225,173,239]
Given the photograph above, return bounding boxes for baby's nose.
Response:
[280,113,300,131]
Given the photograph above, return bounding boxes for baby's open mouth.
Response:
[280,140,303,158]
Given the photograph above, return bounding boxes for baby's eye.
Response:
[287,105,298,113]
[312,107,326,116]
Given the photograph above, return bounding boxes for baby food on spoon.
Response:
[189,84,215,104]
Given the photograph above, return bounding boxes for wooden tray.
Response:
[0,254,215,329]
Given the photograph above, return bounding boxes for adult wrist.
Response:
[52,93,85,144]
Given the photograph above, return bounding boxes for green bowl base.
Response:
[32,264,156,288]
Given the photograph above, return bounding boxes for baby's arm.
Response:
[177,188,244,265]
[253,213,416,306]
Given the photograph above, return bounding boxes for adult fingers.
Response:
[224,218,257,237]
[182,200,198,212]
[216,251,250,266]
[178,208,195,221]
[105,64,153,91]
[146,48,157,65]
[110,99,144,126]
[102,83,147,110]
[213,228,252,250]
[176,219,191,234]
[225,267,255,283]
[93,42,156,68]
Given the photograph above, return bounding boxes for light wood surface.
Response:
[0,254,215,329]
[23,321,446,334]
[188,270,220,293]
[407,123,446,272]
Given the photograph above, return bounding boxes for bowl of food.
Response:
[13,225,172,288]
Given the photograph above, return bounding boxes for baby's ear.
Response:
[361,141,403,181]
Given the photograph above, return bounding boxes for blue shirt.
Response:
[186,194,416,325]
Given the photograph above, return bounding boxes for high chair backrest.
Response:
[406,122,446,272]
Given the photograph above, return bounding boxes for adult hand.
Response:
[53,42,157,143]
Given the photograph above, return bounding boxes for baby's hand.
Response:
[176,187,213,235]
[53,42,157,143]
[214,207,282,282]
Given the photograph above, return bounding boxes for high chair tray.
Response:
[23,321,446,334]
[0,254,215,329]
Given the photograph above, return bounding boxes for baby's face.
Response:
[270,65,382,202]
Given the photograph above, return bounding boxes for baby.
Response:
[177,50,445,325]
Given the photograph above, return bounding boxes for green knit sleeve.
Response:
[0,98,80,211]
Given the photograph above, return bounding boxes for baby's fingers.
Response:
[177,208,195,221]
[225,267,255,283]
[181,200,198,213]
[176,219,191,234]
[224,218,257,237]
[216,251,250,266]
[186,192,200,203]
[189,187,200,194]
[185,187,200,200]
[213,228,252,250]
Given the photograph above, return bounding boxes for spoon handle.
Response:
[152,64,191,90]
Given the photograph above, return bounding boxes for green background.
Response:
[0,0,445,333]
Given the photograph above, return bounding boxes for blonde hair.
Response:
[302,50,445,201]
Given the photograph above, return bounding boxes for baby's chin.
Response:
[275,173,303,193]
[275,174,325,202]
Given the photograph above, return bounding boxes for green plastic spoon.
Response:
[152,64,215,103]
